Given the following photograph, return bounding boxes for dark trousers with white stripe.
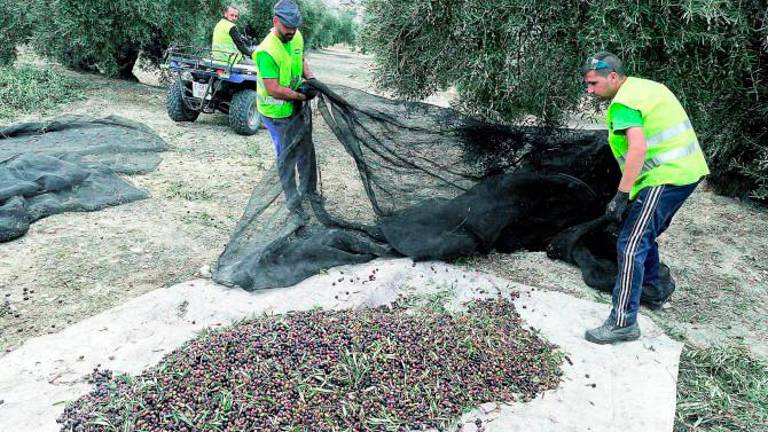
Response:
[611,181,700,327]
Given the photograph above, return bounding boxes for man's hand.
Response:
[297,81,319,100]
[605,191,630,223]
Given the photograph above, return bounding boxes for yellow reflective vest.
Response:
[211,19,242,63]
[254,30,304,119]
[607,77,710,199]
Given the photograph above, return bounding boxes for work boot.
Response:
[585,319,641,345]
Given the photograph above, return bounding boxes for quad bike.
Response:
[163,45,261,135]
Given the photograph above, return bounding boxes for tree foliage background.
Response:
[0,0,32,65]
[362,0,768,202]
[27,0,229,79]
[0,0,356,79]
[242,0,358,48]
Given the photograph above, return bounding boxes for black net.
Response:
[0,115,168,242]
[214,82,672,295]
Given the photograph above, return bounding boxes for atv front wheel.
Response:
[167,80,200,122]
[229,89,261,135]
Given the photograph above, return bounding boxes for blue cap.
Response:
[274,0,303,28]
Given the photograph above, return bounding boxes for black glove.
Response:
[605,191,630,223]
[297,81,319,100]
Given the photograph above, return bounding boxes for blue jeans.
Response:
[261,115,292,155]
[610,181,699,327]
[261,114,313,210]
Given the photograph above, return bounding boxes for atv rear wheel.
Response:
[229,89,261,135]
[167,80,200,122]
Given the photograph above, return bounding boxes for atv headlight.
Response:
[180,71,193,81]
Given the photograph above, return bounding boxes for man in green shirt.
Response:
[254,0,318,214]
[582,52,709,344]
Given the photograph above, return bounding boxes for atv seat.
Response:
[207,60,258,74]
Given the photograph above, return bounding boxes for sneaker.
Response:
[585,320,641,345]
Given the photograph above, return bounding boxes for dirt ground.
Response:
[1,46,766,360]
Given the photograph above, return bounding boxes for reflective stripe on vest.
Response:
[257,94,288,105]
[617,137,702,173]
[643,139,701,172]
[646,120,692,148]
[616,119,698,167]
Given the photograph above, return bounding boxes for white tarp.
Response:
[0,258,682,432]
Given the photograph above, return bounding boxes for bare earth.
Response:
[1,46,766,359]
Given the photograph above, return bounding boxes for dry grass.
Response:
[676,344,768,432]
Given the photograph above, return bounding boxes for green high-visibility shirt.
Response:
[255,51,280,79]
[609,103,643,134]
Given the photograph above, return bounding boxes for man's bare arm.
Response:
[263,78,306,101]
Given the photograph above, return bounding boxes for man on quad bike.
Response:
[254,0,319,216]
[212,5,255,65]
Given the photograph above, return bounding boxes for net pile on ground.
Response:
[0,115,168,242]
[57,295,563,431]
[214,82,674,294]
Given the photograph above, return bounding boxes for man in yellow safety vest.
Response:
[211,5,254,64]
[253,0,318,215]
[582,52,709,344]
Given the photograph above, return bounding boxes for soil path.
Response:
[1,46,766,359]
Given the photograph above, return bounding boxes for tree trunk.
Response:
[116,46,140,82]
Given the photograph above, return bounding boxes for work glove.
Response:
[604,191,630,223]
[297,80,319,100]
